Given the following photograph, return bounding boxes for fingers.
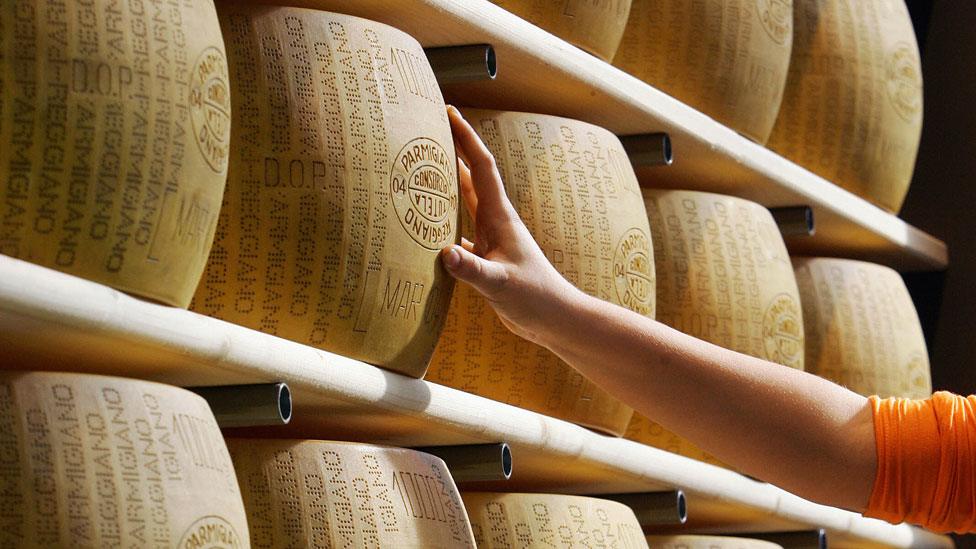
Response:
[447,106,509,211]
[460,237,475,253]
[456,154,478,223]
[440,244,509,296]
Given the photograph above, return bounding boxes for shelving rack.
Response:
[0,0,953,547]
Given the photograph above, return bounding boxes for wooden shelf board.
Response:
[276,0,947,271]
[0,256,951,548]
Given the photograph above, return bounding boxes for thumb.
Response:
[441,245,508,296]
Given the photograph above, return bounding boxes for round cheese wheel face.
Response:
[463,492,647,549]
[0,371,248,547]
[627,189,804,466]
[191,6,458,378]
[767,0,923,213]
[646,535,783,549]
[613,0,793,144]
[226,439,476,548]
[0,0,230,307]
[426,108,655,436]
[491,0,633,62]
[793,257,932,399]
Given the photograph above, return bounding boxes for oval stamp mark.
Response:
[190,47,231,173]
[756,0,792,45]
[613,228,654,315]
[762,293,803,368]
[391,137,458,250]
[886,41,922,122]
[179,515,242,549]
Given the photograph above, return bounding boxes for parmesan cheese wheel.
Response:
[627,190,804,466]
[0,0,230,307]
[793,257,932,399]
[767,0,923,213]
[463,492,647,549]
[646,535,783,549]
[491,0,633,62]
[226,439,476,548]
[426,109,655,436]
[613,0,793,144]
[0,371,248,548]
[191,6,458,377]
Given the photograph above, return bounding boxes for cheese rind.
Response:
[0,371,248,548]
[613,0,793,143]
[793,257,932,399]
[0,0,230,307]
[463,492,647,549]
[767,0,923,212]
[191,5,458,377]
[426,109,655,436]
[227,439,476,548]
[646,535,783,549]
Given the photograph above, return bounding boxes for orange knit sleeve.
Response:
[865,391,976,533]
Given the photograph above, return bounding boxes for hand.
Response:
[440,106,581,345]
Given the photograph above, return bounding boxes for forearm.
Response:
[539,288,876,511]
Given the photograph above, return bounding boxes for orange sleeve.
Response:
[865,391,976,533]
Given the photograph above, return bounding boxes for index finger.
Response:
[447,106,509,210]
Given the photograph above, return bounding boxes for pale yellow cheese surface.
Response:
[646,535,783,549]
[492,0,633,62]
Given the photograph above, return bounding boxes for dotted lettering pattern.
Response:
[794,257,931,399]
[491,0,632,61]
[0,0,229,307]
[767,0,923,213]
[191,7,457,378]
[427,109,655,436]
[614,0,793,143]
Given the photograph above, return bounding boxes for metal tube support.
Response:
[770,206,816,237]
[750,530,827,549]
[601,490,687,526]
[188,382,292,428]
[425,44,497,85]
[414,442,512,482]
[620,133,673,167]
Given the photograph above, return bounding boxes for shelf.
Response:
[279,0,948,272]
[0,256,951,548]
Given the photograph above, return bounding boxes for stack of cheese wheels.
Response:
[226,439,476,548]
[426,109,655,436]
[626,190,804,466]
[646,535,783,549]
[463,492,647,548]
[613,0,794,144]
[793,257,932,399]
[0,371,248,547]
[0,0,230,307]
[490,0,633,62]
[191,5,458,377]
[767,0,923,213]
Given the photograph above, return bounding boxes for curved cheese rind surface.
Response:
[463,492,647,549]
[767,0,923,213]
[426,108,655,436]
[613,0,793,143]
[0,0,230,307]
[0,371,248,548]
[793,257,932,399]
[627,189,804,466]
[226,439,476,549]
[491,0,633,62]
[646,535,783,549]
[191,5,458,377]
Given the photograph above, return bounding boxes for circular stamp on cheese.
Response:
[646,535,784,549]
[391,137,459,250]
[189,46,232,174]
[762,293,803,368]
[886,41,923,122]
[756,0,793,45]
[179,516,244,549]
[614,228,655,315]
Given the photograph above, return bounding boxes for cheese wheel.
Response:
[0,0,230,307]
[491,0,633,62]
[191,6,458,377]
[627,190,804,466]
[426,109,655,436]
[793,257,932,399]
[767,0,923,213]
[646,535,783,549]
[613,0,793,144]
[0,371,248,548]
[463,492,647,549]
[226,439,475,548]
